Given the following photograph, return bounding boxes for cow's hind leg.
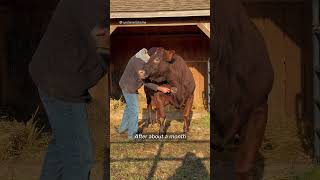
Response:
[182,95,194,133]
[235,102,268,180]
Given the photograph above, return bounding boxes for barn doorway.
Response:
[246,2,312,158]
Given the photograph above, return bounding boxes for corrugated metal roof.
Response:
[110,0,210,13]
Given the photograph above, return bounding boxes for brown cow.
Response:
[212,0,274,179]
[142,47,195,134]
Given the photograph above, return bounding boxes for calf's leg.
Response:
[234,102,268,180]
[156,94,166,135]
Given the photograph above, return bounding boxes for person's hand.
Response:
[157,86,171,93]
[138,70,146,79]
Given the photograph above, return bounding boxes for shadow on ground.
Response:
[168,152,210,180]
[211,141,265,180]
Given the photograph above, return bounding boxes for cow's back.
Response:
[168,54,195,107]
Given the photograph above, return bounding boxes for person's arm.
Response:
[72,0,107,36]
[144,82,171,93]
[69,0,108,73]
[143,83,159,91]
[93,25,109,71]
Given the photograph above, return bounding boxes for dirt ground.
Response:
[212,114,314,180]
[110,96,211,179]
[110,92,318,180]
[0,89,316,180]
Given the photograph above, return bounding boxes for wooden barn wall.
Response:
[0,7,11,106]
[0,5,56,120]
[110,33,209,109]
[245,2,313,151]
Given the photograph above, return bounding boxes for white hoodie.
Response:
[135,48,150,63]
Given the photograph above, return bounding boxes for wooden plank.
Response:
[197,23,210,38]
[110,25,117,34]
[110,21,210,38]
[243,0,304,2]
[283,4,303,120]
[112,23,198,28]
[110,10,210,19]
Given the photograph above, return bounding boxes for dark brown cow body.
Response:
[213,0,274,179]
[143,48,195,134]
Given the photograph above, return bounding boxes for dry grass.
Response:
[110,94,210,179]
[0,106,49,160]
[292,167,320,180]
[110,97,125,112]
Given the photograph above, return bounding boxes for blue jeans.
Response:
[38,89,93,180]
[119,90,139,139]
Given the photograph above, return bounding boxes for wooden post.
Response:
[0,7,10,106]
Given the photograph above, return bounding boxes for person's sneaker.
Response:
[128,133,139,141]
[128,136,136,141]
[113,125,126,134]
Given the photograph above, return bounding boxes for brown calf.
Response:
[144,82,194,135]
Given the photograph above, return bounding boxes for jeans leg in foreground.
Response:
[122,92,139,139]
[39,89,93,180]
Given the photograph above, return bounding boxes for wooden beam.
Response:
[110,22,200,34]
[110,25,117,34]
[197,23,210,38]
[110,10,210,19]
[111,17,209,25]
[110,21,211,39]
[112,23,198,27]
[243,0,303,2]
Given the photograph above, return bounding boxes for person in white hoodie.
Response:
[118,48,170,139]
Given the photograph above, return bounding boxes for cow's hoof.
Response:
[145,121,150,127]
[159,126,165,135]
[137,128,143,134]
[234,135,240,145]
[183,127,189,134]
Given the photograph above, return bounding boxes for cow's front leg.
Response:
[156,94,166,135]
[155,108,160,124]
[182,95,194,133]
[147,103,153,126]
[235,102,268,180]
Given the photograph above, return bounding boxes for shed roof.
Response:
[110,0,210,18]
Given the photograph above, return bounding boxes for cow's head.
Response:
[142,47,175,82]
